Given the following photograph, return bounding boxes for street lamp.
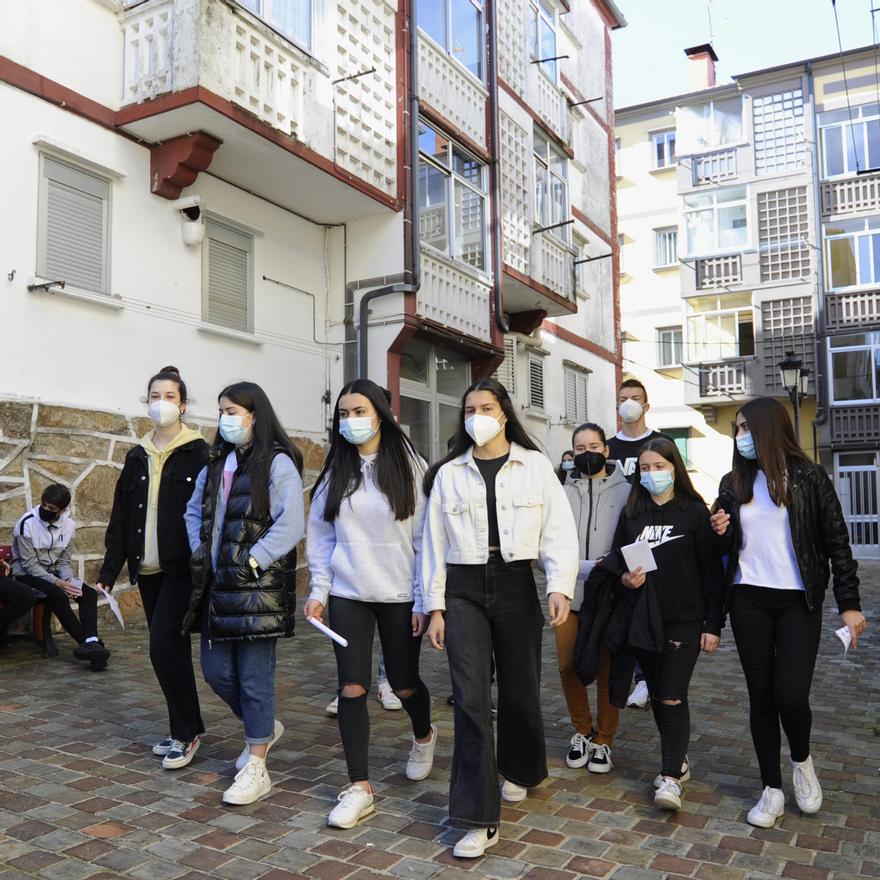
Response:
[778,350,809,438]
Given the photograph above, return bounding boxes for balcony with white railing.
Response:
[684,358,753,406]
[526,66,569,145]
[821,171,880,215]
[534,232,576,302]
[695,253,743,288]
[826,288,880,332]
[418,249,492,342]
[692,148,737,185]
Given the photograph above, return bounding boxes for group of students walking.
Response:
[3,365,867,860]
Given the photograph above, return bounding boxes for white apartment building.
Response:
[0,0,623,588]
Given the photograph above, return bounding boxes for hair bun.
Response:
[160,365,180,376]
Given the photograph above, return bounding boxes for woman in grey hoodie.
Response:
[557,422,630,773]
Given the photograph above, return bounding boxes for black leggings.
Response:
[730,584,822,789]
[17,575,98,643]
[636,622,702,780]
[0,576,38,632]
[329,596,431,783]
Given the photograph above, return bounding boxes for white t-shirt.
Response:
[734,470,805,591]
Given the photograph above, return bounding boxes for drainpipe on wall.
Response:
[806,62,829,462]
[488,0,510,335]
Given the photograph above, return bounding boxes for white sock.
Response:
[85,636,99,643]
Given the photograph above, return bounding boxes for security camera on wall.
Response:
[170,195,205,247]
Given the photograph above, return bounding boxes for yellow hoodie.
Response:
[139,424,204,574]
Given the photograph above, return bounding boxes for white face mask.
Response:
[465,413,504,447]
[147,400,181,428]
[618,399,644,423]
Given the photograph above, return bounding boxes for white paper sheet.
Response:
[98,586,125,629]
[835,624,852,656]
[621,540,657,573]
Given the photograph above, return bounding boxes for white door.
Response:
[836,452,880,559]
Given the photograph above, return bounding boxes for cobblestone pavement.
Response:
[1,565,878,880]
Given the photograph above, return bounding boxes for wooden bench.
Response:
[0,544,58,658]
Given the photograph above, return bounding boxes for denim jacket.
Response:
[421,443,579,612]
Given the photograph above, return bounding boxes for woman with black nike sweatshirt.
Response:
[610,437,724,812]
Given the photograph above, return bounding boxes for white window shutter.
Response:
[528,355,545,410]
[494,336,517,394]
[206,221,252,332]
[564,369,577,421]
[42,157,109,293]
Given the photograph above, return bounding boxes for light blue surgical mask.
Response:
[340,416,378,445]
[640,470,674,496]
[561,460,575,471]
[736,432,757,460]
[219,413,252,446]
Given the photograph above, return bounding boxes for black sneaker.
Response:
[566,729,595,768]
[587,743,613,773]
[73,640,110,671]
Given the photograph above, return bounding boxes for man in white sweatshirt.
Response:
[12,484,110,670]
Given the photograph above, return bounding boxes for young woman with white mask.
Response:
[422,378,578,859]
[97,367,207,769]
[305,379,435,830]
[183,382,304,806]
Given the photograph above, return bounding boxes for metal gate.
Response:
[836,452,880,559]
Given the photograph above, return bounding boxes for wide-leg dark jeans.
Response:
[444,557,546,829]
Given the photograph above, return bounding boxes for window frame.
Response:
[823,215,880,291]
[650,129,677,170]
[819,101,880,180]
[528,352,546,411]
[416,0,484,81]
[533,128,569,243]
[563,365,589,423]
[37,154,111,296]
[676,96,744,155]
[528,0,559,83]
[683,185,749,257]
[685,293,755,362]
[417,120,489,272]
[653,226,678,268]
[828,332,880,404]
[202,217,255,334]
[657,326,683,368]
[235,0,313,53]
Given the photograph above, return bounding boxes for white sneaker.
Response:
[627,680,649,708]
[565,731,593,769]
[326,696,338,716]
[327,784,375,829]
[587,743,612,774]
[162,737,200,770]
[654,778,682,811]
[152,736,174,756]
[405,724,437,781]
[222,758,271,805]
[653,755,691,788]
[235,719,284,772]
[792,755,822,814]
[377,679,403,711]
[501,780,527,802]
[453,827,499,858]
[747,786,785,828]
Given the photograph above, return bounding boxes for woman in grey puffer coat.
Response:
[556,422,630,774]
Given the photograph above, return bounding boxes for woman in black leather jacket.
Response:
[710,397,867,830]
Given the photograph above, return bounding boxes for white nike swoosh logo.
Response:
[646,534,685,548]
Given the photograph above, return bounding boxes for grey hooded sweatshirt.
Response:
[563,465,631,610]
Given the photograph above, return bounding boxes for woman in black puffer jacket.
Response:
[710,397,867,830]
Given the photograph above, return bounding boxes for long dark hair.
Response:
[148,365,187,403]
[423,378,539,494]
[210,381,303,515]
[624,437,704,517]
[731,396,809,507]
[311,379,422,521]
[572,422,607,447]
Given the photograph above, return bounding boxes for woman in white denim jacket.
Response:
[422,378,579,859]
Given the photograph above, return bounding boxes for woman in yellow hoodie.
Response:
[97,367,208,769]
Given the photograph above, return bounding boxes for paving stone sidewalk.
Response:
[0,565,878,880]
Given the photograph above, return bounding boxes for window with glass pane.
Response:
[418,121,486,268]
[651,130,676,169]
[829,332,880,402]
[825,216,880,289]
[686,293,754,361]
[400,396,432,460]
[236,0,310,48]
[683,186,748,255]
[419,0,482,78]
[529,0,558,80]
[534,129,569,241]
[819,102,880,178]
[664,428,691,467]
[676,97,743,154]
[654,227,678,267]
[658,327,683,367]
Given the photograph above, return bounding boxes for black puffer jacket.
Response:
[185,445,297,641]
[713,459,860,614]
[99,438,208,586]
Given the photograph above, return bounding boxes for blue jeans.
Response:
[200,635,277,744]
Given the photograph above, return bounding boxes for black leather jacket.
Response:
[184,445,297,642]
[713,460,860,614]
[99,438,208,586]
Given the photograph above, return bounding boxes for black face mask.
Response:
[574,451,607,477]
[38,507,60,523]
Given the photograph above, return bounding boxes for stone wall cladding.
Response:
[0,399,323,626]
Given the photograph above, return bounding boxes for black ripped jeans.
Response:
[635,621,702,780]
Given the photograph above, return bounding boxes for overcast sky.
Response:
[612,0,878,108]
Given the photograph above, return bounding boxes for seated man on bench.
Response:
[0,555,38,645]
[12,484,111,671]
